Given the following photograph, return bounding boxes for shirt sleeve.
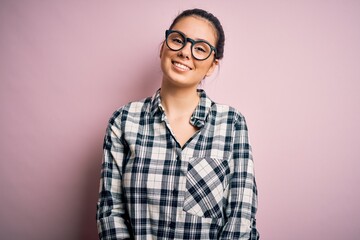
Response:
[96,111,132,240]
[219,114,259,240]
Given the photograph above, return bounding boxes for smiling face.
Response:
[160,16,219,89]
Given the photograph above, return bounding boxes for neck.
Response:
[160,83,200,116]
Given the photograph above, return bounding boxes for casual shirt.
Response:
[96,89,259,239]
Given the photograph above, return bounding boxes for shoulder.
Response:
[108,96,152,125]
[210,102,246,124]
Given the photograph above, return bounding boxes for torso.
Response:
[167,114,199,147]
[111,90,250,239]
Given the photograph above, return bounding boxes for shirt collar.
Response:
[150,88,214,128]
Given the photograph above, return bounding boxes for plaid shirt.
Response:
[97,89,259,239]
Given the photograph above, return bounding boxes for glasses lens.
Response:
[166,30,214,60]
[192,42,212,60]
[166,31,185,51]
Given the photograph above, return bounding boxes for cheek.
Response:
[160,47,172,61]
[160,50,172,73]
[160,42,166,58]
[196,61,213,73]
[160,50,169,64]
[161,48,181,68]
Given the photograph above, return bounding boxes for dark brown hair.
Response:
[169,8,225,60]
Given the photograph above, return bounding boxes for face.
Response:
[160,16,218,89]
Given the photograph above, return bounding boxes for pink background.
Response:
[1,1,359,239]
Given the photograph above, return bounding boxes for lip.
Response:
[171,60,193,71]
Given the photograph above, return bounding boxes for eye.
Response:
[194,46,206,53]
[193,42,211,54]
[172,37,184,45]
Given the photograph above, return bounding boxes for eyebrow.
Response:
[173,29,212,43]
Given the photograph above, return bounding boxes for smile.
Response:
[172,61,192,71]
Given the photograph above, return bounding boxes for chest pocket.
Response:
[183,157,230,219]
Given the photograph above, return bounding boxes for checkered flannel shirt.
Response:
[97,89,259,239]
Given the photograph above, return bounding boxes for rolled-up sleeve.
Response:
[96,111,131,240]
[219,115,259,239]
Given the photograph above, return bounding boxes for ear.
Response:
[205,59,219,77]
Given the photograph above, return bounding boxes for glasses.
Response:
[165,30,217,61]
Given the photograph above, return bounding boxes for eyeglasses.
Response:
[165,30,217,61]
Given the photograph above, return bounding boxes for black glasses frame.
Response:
[165,29,217,61]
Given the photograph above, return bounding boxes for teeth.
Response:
[173,62,190,70]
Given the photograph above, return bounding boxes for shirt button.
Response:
[169,221,176,228]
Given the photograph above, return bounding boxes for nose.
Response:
[178,41,192,59]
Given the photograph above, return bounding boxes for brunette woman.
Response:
[97,8,259,239]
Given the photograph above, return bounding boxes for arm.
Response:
[219,115,259,239]
[96,112,132,240]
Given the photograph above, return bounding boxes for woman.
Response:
[97,8,259,239]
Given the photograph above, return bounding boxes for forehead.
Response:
[171,16,217,45]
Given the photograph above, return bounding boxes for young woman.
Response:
[97,8,259,239]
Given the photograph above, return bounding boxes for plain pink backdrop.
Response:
[1,1,360,239]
